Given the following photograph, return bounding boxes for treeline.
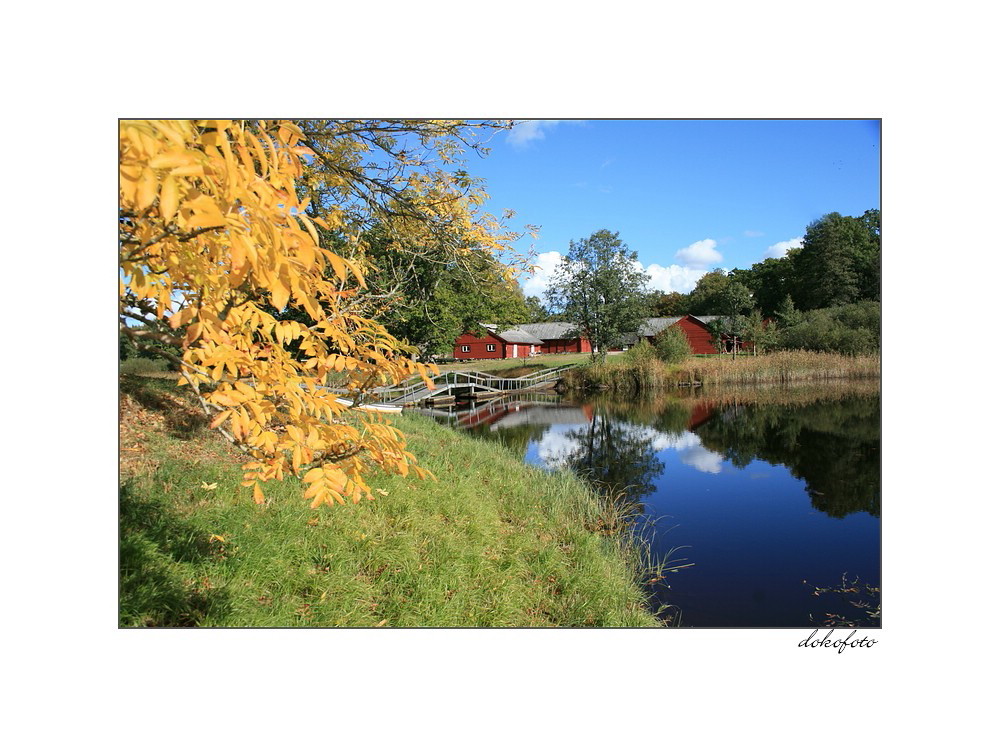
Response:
[119,206,879,365]
[358,208,881,359]
[648,209,880,318]
[646,209,880,356]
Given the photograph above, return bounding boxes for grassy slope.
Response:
[119,376,660,628]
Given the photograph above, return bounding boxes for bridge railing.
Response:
[369,364,579,405]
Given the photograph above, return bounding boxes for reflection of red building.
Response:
[458,401,596,429]
[686,401,716,430]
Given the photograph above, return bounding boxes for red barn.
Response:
[453,324,544,360]
[453,323,591,360]
[635,315,743,354]
[517,323,592,355]
[452,316,746,360]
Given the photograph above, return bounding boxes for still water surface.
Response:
[424,385,880,628]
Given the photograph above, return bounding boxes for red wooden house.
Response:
[631,315,750,354]
[452,323,591,360]
[452,316,744,360]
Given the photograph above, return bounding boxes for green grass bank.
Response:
[119,376,662,627]
[563,350,880,393]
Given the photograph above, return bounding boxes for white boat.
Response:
[334,397,403,414]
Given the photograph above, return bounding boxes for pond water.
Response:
[421,384,880,628]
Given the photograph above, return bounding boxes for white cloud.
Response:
[763,236,803,259]
[535,428,579,468]
[744,230,764,238]
[522,241,719,298]
[506,120,584,148]
[536,421,725,475]
[643,263,709,294]
[506,120,562,148]
[521,250,564,298]
[674,238,723,269]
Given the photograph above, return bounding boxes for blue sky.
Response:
[463,119,880,298]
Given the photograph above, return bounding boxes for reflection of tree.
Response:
[695,395,880,518]
[562,415,665,511]
[465,421,549,462]
[593,394,692,436]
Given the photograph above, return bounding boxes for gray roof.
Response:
[491,406,592,430]
[476,316,717,347]
[638,317,683,337]
[516,322,580,340]
[492,326,545,344]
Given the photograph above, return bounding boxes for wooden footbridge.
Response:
[354,365,577,407]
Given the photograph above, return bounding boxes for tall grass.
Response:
[563,350,880,393]
[120,377,663,627]
[119,357,173,375]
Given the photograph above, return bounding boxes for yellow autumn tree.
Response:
[119,119,522,506]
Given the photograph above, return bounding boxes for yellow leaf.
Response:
[149,149,194,170]
[160,175,179,222]
[169,164,204,177]
[298,213,320,246]
[136,167,157,211]
[271,281,290,311]
[253,482,265,505]
[201,482,218,491]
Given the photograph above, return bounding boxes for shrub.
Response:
[653,325,693,363]
[777,301,880,355]
[621,339,658,364]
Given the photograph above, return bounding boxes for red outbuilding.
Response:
[453,323,591,360]
[452,315,746,360]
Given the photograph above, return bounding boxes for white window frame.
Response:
[486,344,496,352]
[461,345,470,353]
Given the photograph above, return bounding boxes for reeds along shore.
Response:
[563,351,881,392]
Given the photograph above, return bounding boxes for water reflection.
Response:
[694,396,880,518]
[436,383,880,627]
[457,385,880,521]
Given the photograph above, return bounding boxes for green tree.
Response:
[741,309,778,355]
[546,230,651,362]
[523,295,552,323]
[369,242,531,357]
[792,211,880,310]
[776,301,880,355]
[775,294,802,327]
[705,318,728,354]
[686,269,732,315]
[721,281,753,359]
[647,290,688,316]
[739,256,799,318]
[856,209,881,301]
